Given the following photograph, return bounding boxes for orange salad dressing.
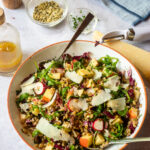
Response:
[0,41,22,72]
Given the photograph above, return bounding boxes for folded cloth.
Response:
[102,0,150,26]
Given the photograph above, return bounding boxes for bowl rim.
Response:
[7,40,147,150]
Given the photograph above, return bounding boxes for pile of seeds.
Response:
[33,1,63,23]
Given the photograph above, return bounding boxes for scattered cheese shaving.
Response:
[65,71,83,84]
[36,118,75,143]
[91,90,112,106]
[104,75,120,91]
[93,69,102,80]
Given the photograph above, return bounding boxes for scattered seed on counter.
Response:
[33,1,63,23]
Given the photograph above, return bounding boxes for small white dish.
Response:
[25,0,68,27]
[67,8,98,34]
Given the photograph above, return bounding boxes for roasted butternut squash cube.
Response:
[42,88,55,102]
[79,133,93,148]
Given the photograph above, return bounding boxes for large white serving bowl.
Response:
[7,40,147,150]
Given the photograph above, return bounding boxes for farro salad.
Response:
[16,52,140,150]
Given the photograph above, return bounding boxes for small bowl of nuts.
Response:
[26,0,68,27]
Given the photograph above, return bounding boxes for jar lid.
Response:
[0,8,5,25]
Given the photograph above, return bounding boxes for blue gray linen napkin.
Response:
[102,0,150,26]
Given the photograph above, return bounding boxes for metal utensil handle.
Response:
[59,13,94,58]
[110,137,150,144]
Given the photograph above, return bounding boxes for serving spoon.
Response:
[88,137,150,150]
[58,12,94,59]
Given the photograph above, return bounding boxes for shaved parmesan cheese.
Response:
[72,87,84,97]
[78,99,88,111]
[104,129,110,137]
[36,118,75,143]
[20,83,39,95]
[21,76,35,87]
[104,75,120,91]
[72,87,78,96]
[44,61,52,69]
[69,99,88,111]
[19,103,29,112]
[104,88,111,93]
[65,71,83,84]
[93,69,102,80]
[91,90,112,106]
[107,97,126,111]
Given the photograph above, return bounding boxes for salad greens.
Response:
[16,53,140,150]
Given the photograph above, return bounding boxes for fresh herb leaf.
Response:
[110,123,124,139]
[50,60,63,68]
[39,107,46,118]
[46,115,53,121]
[103,67,113,77]
[34,61,39,71]
[54,111,60,117]
[93,131,98,145]
[16,93,29,105]
[73,61,84,71]
[122,89,133,103]
[99,55,118,72]
[111,86,126,99]
[118,107,128,117]
[32,129,40,137]
[92,105,103,120]
[61,87,69,99]
[76,111,85,116]
[32,105,39,110]
[45,75,60,86]
[53,124,63,129]
[70,145,75,150]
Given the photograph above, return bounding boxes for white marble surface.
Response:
[0,0,150,150]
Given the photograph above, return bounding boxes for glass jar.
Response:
[0,8,22,75]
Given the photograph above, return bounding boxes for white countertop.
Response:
[0,0,150,150]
